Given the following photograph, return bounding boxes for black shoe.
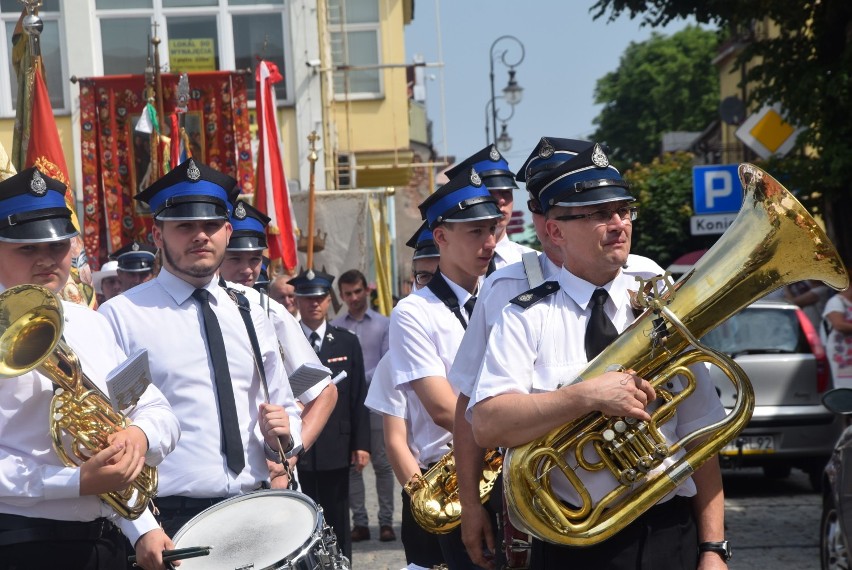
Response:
[351,525,370,542]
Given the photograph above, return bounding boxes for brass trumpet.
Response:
[503,164,849,546]
[0,284,157,520]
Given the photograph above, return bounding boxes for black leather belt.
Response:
[0,514,112,547]
[155,496,227,512]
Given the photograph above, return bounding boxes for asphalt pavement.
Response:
[350,465,823,570]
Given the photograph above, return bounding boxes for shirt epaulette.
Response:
[509,280,560,309]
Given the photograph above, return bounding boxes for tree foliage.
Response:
[590,0,852,263]
[626,151,716,267]
[591,26,720,167]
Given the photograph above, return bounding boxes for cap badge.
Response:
[489,145,501,161]
[131,242,140,251]
[186,159,201,181]
[234,202,247,220]
[469,168,482,187]
[539,139,555,159]
[591,144,609,168]
[307,269,316,280]
[30,171,47,196]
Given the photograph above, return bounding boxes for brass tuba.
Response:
[0,284,157,520]
[405,447,503,533]
[503,163,849,546]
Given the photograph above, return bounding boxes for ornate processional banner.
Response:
[78,71,254,268]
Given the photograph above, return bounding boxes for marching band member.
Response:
[99,159,302,569]
[219,199,337,469]
[111,241,157,293]
[0,168,180,570]
[444,145,534,272]
[389,170,502,569]
[469,144,729,570]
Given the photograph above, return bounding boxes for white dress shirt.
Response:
[388,274,475,465]
[471,260,726,507]
[0,297,180,544]
[449,252,561,398]
[99,268,302,499]
[493,233,535,270]
[225,281,331,403]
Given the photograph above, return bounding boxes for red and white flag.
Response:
[255,60,298,271]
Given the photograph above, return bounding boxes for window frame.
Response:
[328,0,383,100]
[0,4,69,117]
[94,0,294,107]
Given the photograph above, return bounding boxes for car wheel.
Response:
[822,491,851,570]
[763,464,792,479]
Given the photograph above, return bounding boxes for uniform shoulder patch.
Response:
[509,280,560,309]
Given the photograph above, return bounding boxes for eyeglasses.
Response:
[526,199,543,215]
[412,271,435,286]
[553,206,638,225]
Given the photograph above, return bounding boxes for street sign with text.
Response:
[692,164,743,215]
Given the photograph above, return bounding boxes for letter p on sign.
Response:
[693,165,743,215]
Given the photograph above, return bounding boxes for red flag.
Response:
[27,65,70,182]
[255,61,297,271]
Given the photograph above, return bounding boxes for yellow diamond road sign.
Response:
[735,104,803,160]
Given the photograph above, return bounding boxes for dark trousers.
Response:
[530,496,698,570]
[155,496,228,538]
[401,488,445,568]
[0,514,126,570]
[300,467,351,561]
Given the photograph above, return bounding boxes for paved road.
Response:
[350,465,824,569]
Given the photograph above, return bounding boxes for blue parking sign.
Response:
[692,165,743,215]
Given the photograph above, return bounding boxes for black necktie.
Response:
[486,255,497,276]
[192,288,245,475]
[309,331,321,353]
[464,295,477,318]
[585,288,619,360]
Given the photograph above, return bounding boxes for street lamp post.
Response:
[488,35,525,148]
[484,97,516,149]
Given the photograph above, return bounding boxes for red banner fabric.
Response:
[78,72,253,268]
[255,61,298,271]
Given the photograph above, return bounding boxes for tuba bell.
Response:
[0,284,157,520]
[404,447,503,534]
[503,163,849,546]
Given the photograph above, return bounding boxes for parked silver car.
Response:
[819,388,852,569]
[701,298,842,490]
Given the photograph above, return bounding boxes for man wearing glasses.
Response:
[469,143,728,570]
[407,223,440,290]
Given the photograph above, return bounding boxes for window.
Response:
[96,0,290,103]
[328,0,381,98]
[0,0,66,114]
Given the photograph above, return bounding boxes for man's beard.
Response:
[162,242,223,280]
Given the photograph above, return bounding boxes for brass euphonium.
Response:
[404,447,503,533]
[0,284,157,520]
[503,163,849,546]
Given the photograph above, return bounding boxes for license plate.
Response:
[720,435,775,455]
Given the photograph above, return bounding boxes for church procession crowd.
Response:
[3,130,849,570]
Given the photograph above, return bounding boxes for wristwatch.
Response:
[698,540,731,562]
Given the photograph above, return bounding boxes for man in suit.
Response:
[291,268,371,561]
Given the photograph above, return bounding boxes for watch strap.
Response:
[698,540,730,562]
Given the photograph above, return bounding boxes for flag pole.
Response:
[306,131,320,270]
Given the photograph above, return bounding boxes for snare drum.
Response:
[171,489,349,570]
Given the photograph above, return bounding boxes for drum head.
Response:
[172,490,320,570]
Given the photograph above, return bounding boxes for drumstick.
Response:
[128,546,213,565]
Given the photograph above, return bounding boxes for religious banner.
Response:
[78,71,253,268]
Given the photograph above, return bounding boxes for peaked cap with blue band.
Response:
[111,241,156,273]
[406,222,440,260]
[537,143,633,214]
[444,144,518,192]
[290,268,335,297]
[517,138,595,185]
[0,167,77,243]
[228,200,270,251]
[419,168,501,229]
[135,158,239,221]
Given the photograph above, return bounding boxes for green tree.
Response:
[627,151,716,267]
[592,26,720,167]
[590,0,852,263]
